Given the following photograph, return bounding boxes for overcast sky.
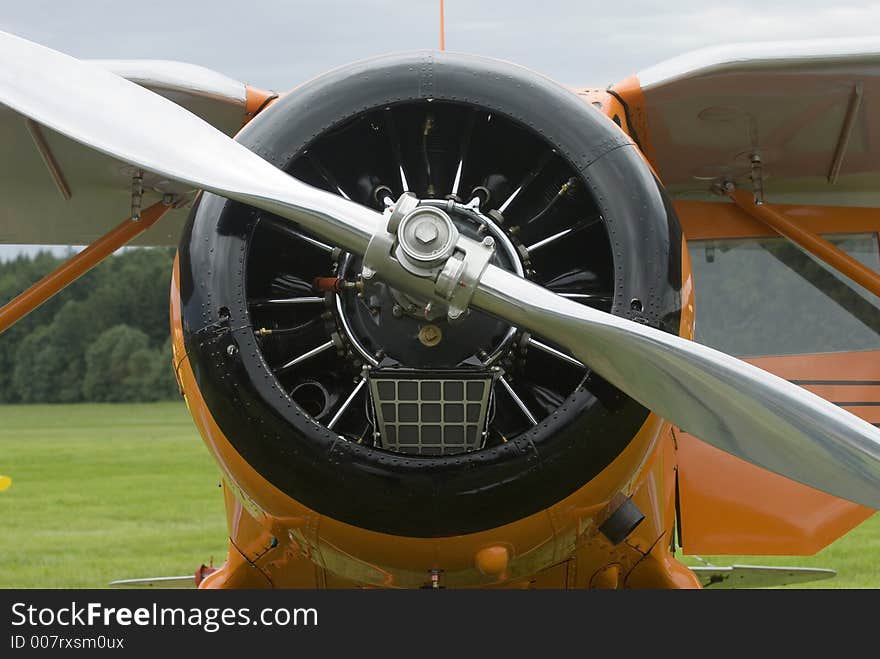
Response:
[2,0,880,259]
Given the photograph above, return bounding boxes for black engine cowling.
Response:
[176,51,683,537]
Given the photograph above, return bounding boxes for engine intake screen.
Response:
[368,370,494,455]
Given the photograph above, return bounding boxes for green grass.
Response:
[0,403,227,588]
[0,402,877,588]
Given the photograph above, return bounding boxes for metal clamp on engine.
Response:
[362,193,496,322]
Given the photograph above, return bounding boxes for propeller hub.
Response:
[396,206,458,270]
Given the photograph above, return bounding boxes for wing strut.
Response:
[24,118,72,200]
[0,199,175,334]
[727,187,880,298]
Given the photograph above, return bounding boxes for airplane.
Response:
[0,16,879,589]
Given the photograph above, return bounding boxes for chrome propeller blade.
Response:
[2,31,879,508]
[473,265,880,509]
[0,31,380,253]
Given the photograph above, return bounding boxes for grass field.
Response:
[0,402,877,588]
[1,403,227,588]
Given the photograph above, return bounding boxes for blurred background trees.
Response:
[0,248,178,403]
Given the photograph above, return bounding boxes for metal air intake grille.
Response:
[369,371,493,455]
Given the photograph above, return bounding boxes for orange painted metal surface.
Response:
[675,198,880,240]
[572,83,661,179]
[728,188,880,297]
[753,351,880,425]
[608,74,655,163]
[0,200,171,334]
[626,539,701,588]
[574,88,629,133]
[678,433,874,555]
[677,351,877,556]
[243,85,278,125]
[679,240,695,340]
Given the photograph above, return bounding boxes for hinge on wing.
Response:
[710,151,764,205]
[130,170,144,220]
[749,151,765,205]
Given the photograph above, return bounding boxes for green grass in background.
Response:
[0,402,877,588]
[0,403,227,588]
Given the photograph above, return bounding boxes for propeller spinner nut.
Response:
[396,206,459,271]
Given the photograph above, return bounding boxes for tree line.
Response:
[0,248,179,403]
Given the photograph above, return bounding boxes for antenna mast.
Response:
[440,0,446,50]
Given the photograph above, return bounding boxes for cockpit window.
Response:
[688,233,880,357]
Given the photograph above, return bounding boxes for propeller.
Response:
[473,268,880,508]
[0,31,378,254]
[2,31,879,509]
